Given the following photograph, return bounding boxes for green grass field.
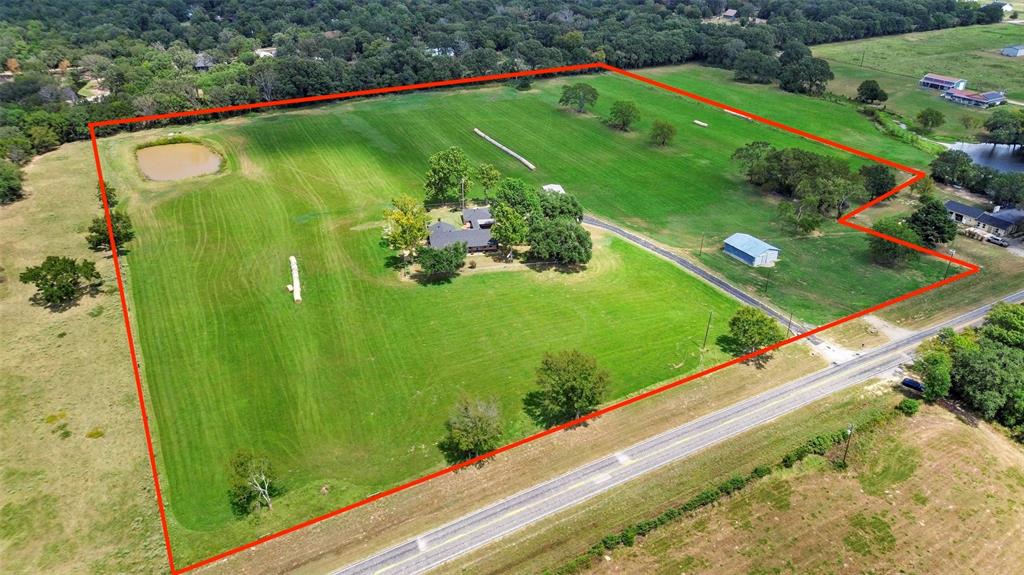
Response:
[815,24,1024,141]
[99,68,952,562]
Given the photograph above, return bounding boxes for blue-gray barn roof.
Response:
[944,200,985,219]
[724,233,779,257]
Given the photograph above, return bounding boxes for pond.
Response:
[137,143,222,181]
[950,142,1024,173]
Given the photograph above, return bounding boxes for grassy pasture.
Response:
[815,24,1024,141]
[99,69,952,561]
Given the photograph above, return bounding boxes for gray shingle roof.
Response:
[428,222,495,250]
[944,200,986,220]
[462,207,493,228]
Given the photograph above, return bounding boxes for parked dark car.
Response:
[901,377,924,393]
[986,236,1009,248]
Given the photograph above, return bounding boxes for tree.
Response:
[495,177,542,221]
[930,150,976,186]
[19,256,100,308]
[981,302,1024,350]
[733,50,779,84]
[539,192,583,222]
[416,242,467,277]
[720,307,786,363]
[606,100,640,131]
[527,218,592,265]
[778,57,833,95]
[868,216,922,266]
[907,193,958,247]
[27,125,60,153]
[983,108,1024,145]
[227,451,280,516]
[0,159,23,204]
[558,83,598,113]
[895,398,920,417]
[528,350,609,425]
[382,196,430,266]
[649,120,677,146]
[986,173,1024,208]
[778,41,811,67]
[86,211,135,252]
[860,164,897,200]
[916,108,946,133]
[96,180,118,208]
[855,79,888,103]
[438,398,503,463]
[475,163,501,201]
[913,347,953,401]
[778,195,824,235]
[491,201,529,260]
[423,146,471,204]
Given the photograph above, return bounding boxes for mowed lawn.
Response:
[102,69,949,561]
[814,24,1024,141]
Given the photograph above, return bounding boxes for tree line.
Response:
[911,303,1024,440]
[0,0,1008,203]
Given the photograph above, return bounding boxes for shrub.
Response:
[896,398,920,417]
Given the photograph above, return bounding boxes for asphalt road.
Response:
[332,289,1023,575]
[582,215,821,344]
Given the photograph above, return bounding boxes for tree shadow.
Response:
[716,334,772,369]
[408,270,459,286]
[436,437,496,469]
[27,283,103,313]
[522,390,592,430]
[524,260,588,275]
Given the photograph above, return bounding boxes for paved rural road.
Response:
[332,290,1024,575]
[582,215,821,343]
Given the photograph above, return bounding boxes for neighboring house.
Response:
[254,47,277,58]
[722,8,738,18]
[919,73,967,91]
[194,52,215,71]
[723,233,780,267]
[542,184,566,194]
[427,207,497,252]
[945,200,1024,237]
[1002,45,1024,57]
[942,88,1007,108]
[987,1,1014,12]
[425,47,456,57]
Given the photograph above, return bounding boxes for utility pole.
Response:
[460,177,466,210]
[698,232,705,256]
[702,310,713,349]
[841,423,854,467]
[763,267,773,293]
[785,310,794,336]
[941,248,956,280]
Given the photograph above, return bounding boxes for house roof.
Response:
[194,53,215,68]
[723,8,738,16]
[462,207,492,227]
[979,213,1016,230]
[945,88,1006,103]
[428,222,495,250]
[724,233,778,257]
[542,184,566,194]
[921,73,964,85]
[944,200,986,219]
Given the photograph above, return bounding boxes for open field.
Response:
[0,141,166,573]
[815,24,1024,141]
[94,67,960,563]
[582,405,1024,575]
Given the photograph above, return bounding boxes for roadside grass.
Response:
[814,23,1024,142]
[440,384,905,574]
[582,404,1024,574]
[93,66,959,562]
[819,318,890,350]
[0,141,166,574]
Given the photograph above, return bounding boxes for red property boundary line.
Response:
[88,62,978,574]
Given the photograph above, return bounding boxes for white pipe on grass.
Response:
[289,256,302,303]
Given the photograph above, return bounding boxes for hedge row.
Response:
[545,407,896,575]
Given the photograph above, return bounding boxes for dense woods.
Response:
[0,0,1006,182]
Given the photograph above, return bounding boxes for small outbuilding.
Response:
[919,73,967,91]
[723,233,780,267]
[542,184,566,194]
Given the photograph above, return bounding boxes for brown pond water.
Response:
[136,143,221,181]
